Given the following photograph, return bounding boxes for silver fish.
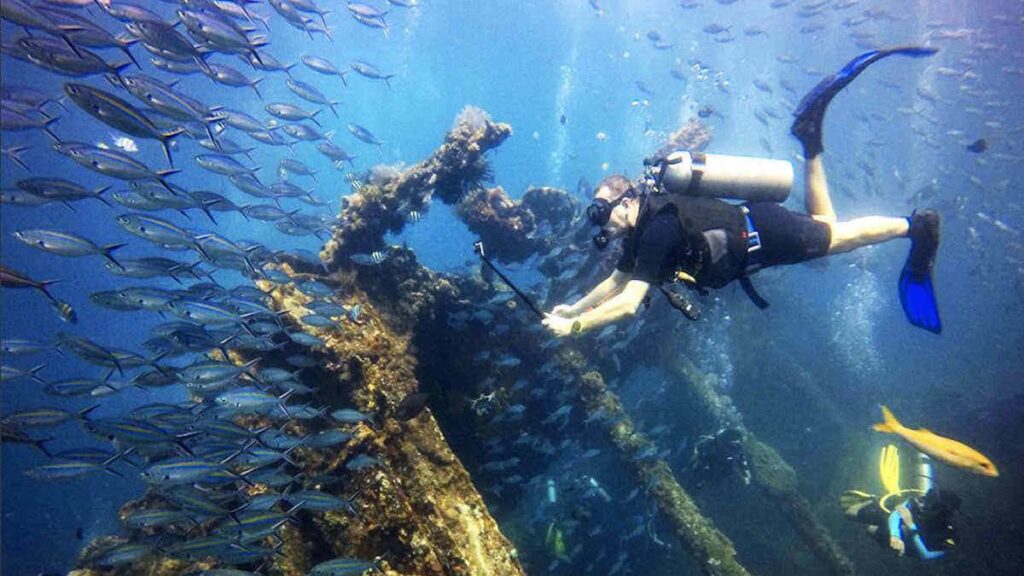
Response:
[203,63,263,99]
[301,54,348,85]
[285,79,339,117]
[266,102,321,126]
[52,140,179,190]
[350,60,394,88]
[13,229,125,267]
[63,83,183,165]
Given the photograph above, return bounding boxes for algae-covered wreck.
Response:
[56,108,856,576]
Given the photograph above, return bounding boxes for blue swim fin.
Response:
[899,264,941,334]
[792,46,938,157]
[899,209,942,334]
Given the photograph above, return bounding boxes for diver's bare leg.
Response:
[805,155,836,222]
[828,217,909,254]
[806,156,909,254]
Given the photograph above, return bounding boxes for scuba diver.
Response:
[543,46,943,338]
[842,445,960,560]
[686,427,751,489]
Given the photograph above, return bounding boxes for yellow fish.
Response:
[873,405,998,477]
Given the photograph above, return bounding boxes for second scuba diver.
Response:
[843,446,961,560]
[543,46,944,338]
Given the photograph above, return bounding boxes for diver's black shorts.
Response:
[745,202,832,267]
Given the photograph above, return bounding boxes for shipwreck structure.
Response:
[74,107,856,576]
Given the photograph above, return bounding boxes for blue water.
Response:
[3,1,1023,574]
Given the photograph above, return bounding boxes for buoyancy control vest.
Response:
[635,193,748,289]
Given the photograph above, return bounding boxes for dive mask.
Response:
[588,189,635,250]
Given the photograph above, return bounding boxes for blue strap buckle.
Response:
[746,229,762,252]
[741,207,762,253]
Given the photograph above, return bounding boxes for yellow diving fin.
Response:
[840,489,876,511]
[879,444,901,495]
[545,521,556,547]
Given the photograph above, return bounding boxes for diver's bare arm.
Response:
[563,270,630,315]
[573,280,650,333]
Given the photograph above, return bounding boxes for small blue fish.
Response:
[331,408,371,424]
[308,301,348,317]
[300,313,335,328]
[345,454,380,471]
[289,331,325,347]
[308,557,378,576]
[298,280,334,297]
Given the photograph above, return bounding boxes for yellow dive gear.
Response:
[878,444,929,512]
[879,488,926,513]
[879,444,901,495]
[675,270,698,285]
[842,445,928,514]
[545,521,569,561]
[840,489,876,511]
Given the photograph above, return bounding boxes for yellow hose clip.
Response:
[880,488,926,513]
[675,270,697,285]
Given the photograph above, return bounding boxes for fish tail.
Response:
[160,127,186,164]
[77,404,100,421]
[34,437,53,458]
[200,204,218,225]
[194,55,213,77]
[36,278,60,292]
[58,32,85,59]
[93,185,113,207]
[159,140,175,168]
[102,242,128,271]
[122,44,140,70]
[5,144,30,170]
[41,116,60,143]
[112,60,133,81]
[28,364,48,385]
[872,405,902,433]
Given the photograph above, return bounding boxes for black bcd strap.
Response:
[739,276,769,310]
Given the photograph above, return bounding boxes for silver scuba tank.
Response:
[916,452,934,493]
[657,151,794,203]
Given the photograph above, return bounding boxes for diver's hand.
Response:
[889,536,905,556]
[896,505,914,528]
[542,314,574,338]
[549,304,577,318]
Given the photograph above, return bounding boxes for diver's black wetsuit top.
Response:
[615,211,686,284]
[615,198,833,286]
